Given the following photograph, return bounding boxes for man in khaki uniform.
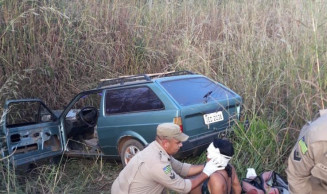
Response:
[111,123,227,194]
[286,109,327,194]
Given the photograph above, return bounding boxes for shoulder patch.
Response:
[293,149,301,161]
[163,165,176,179]
[298,137,308,155]
[163,165,172,175]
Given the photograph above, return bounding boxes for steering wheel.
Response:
[78,106,99,128]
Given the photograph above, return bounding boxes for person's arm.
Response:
[151,162,193,194]
[187,164,205,176]
[188,172,210,190]
[231,165,242,194]
[170,157,205,177]
[189,158,226,191]
[154,157,224,193]
[150,163,210,193]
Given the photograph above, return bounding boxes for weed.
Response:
[1,0,327,192]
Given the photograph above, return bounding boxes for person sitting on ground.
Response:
[111,123,227,194]
[191,139,242,194]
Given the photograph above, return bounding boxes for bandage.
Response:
[206,142,231,167]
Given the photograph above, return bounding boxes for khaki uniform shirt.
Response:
[111,141,192,194]
[286,109,327,194]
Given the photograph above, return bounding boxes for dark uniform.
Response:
[111,141,192,194]
[286,109,327,194]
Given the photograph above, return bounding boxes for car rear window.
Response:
[160,77,236,106]
[105,86,164,114]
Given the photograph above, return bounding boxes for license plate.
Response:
[203,111,224,125]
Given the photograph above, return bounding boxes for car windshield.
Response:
[160,77,236,106]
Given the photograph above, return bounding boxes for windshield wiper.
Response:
[203,91,213,103]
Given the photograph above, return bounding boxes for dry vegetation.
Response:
[1,0,327,193]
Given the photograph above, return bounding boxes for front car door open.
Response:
[1,99,63,167]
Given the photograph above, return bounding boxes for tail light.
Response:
[173,117,183,132]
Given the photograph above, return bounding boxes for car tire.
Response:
[120,139,144,166]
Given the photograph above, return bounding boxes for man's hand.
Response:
[202,157,226,176]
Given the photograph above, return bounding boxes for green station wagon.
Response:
[0,71,242,167]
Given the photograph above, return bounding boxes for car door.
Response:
[97,84,178,156]
[1,99,64,167]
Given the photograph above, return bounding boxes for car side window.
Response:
[105,86,164,114]
[6,101,55,128]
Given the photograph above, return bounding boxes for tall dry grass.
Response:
[0,0,326,120]
[1,0,327,192]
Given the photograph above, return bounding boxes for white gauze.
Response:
[206,142,231,167]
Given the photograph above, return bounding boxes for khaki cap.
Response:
[157,123,189,142]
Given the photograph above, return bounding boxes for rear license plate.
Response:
[203,111,224,125]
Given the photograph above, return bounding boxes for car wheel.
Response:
[120,139,144,166]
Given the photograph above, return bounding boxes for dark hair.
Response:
[213,139,234,157]
[213,139,234,177]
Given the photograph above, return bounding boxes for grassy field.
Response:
[1,0,327,193]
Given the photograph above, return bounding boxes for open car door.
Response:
[1,99,63,167]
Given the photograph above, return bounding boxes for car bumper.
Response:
[174,128,234,159]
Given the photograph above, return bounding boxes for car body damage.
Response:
[1,99,63,166]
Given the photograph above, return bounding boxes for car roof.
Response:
[96,70,198,89]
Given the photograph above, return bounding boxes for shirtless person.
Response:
[191,139,241,194]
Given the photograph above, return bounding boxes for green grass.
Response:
[184,116,294,178]
[0,116,293,193]
[232,117,293,178]
[1,0,327,192]
[0,156,123,193]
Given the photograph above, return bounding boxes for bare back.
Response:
[207,165,241,194]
